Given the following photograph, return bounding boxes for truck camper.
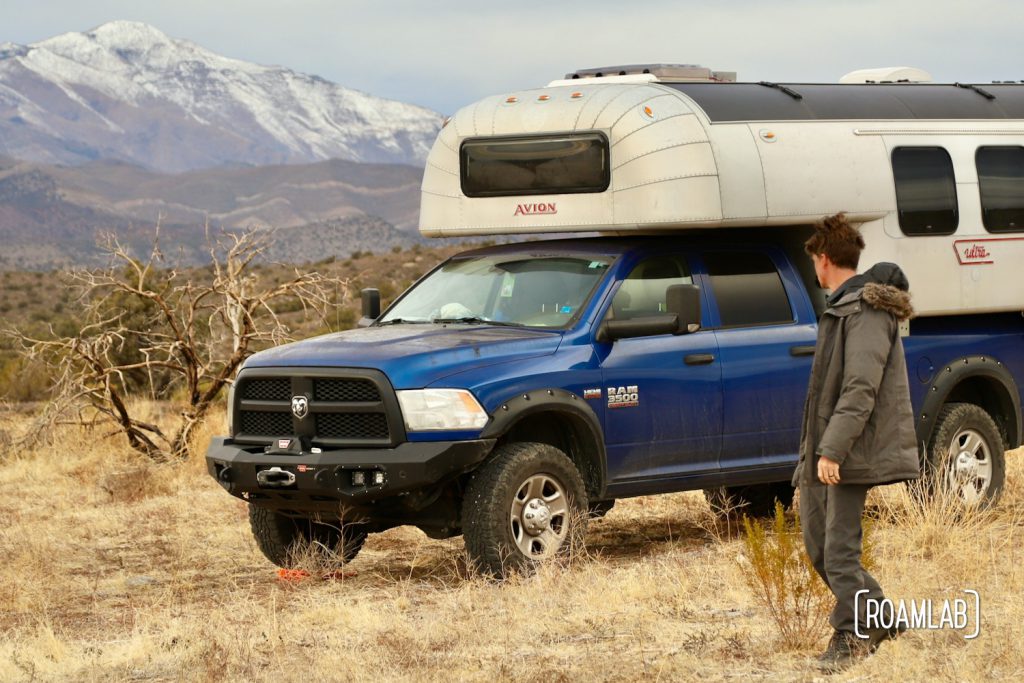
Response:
[207,64,1024,577]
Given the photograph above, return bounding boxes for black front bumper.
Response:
[206,436,495,511]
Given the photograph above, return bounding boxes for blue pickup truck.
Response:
[206,232,1024,575]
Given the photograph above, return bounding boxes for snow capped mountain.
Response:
[0,21,443,172]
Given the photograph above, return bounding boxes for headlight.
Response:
[396,389,489,432]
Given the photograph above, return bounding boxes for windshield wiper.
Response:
[433,317,522,327]
[376,318,430,326]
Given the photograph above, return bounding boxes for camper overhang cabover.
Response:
[420,66,1024,317]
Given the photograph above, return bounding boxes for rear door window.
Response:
[703,252,793,327]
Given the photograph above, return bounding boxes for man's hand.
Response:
[817,455,841,485]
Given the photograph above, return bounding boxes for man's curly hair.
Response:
[804,213,865,270]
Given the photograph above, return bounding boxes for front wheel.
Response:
[462,442,588,577]
[248,506,367,568]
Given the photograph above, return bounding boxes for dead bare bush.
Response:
[4,228,345,461]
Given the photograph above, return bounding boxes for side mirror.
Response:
[600,314,680,342]
[597,283,702,342]
[358,288,381,328]
[666,284,701,334]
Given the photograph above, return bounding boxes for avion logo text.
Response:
[513,202,557,216]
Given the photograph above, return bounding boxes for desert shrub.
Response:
[740,502,836,649]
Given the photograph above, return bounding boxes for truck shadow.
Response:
[355,497,726,586]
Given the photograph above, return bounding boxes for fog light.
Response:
[351,471,366,486]
[372,471,385,486]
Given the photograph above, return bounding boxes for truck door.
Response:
[597,254,723,486]
[699,249,817,470]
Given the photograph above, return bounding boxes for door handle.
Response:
[790,345,816,357]
[684,353,715,365]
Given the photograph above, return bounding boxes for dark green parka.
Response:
[793,264,921,487]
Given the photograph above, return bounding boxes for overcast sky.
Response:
[4,0,1023,114]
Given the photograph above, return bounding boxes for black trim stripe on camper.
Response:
[667,83,1024,122]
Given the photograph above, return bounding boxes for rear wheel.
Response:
[704,482,795,518]
[922,402,1005,508]
[248,506,367,568]
[462,442,588,577]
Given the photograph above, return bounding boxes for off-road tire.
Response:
[921,402,1005,508]
[462,442,588,578]
[704,482,795,519]
[248,505,367,568]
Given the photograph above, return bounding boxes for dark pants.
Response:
[800,481,883,633]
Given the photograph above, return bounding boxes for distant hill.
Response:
[0,21,442,172]
[0,154,426,270]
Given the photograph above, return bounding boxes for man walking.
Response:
[793,213,920,672]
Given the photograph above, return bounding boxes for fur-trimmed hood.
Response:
[862,282,914,321]
[861,262,914,321]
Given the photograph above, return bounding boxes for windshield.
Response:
[379,253,613,328]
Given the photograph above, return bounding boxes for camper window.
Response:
[460,133,610,198]
[891,146,959,236]
[977,146,1024,233]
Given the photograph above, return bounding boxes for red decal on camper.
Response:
[962,244,991,262]
[513,203,558,216]
[952,237,1024,265]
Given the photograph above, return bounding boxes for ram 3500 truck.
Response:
[206,232,1023,575]
[207,63,1024,575]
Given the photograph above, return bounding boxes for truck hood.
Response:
[243,324,564,389]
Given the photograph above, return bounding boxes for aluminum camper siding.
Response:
[419,81,1024,316]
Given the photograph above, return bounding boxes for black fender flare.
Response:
[917,355,1022,450]
[480,388,608,497]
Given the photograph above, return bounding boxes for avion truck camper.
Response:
[207,64,1024,576]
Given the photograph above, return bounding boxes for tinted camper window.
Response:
[704,252,793,327]
[892,147,959,236]
[461,133,610,197]
[977,146,1024,233]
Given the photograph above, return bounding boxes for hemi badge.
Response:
[278,439,291,449]
[583,388,602,400]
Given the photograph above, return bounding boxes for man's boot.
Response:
[866,622,907,651]
[817,630,871,672]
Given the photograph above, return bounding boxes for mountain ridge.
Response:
[0,21,443,172]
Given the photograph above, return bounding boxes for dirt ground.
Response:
[0,407,1021,682]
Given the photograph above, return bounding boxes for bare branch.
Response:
[5,226,347,461]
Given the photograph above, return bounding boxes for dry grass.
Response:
[0,405,1022,682]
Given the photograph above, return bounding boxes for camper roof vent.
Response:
[557,64,737,84]
[840,67,933,84]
